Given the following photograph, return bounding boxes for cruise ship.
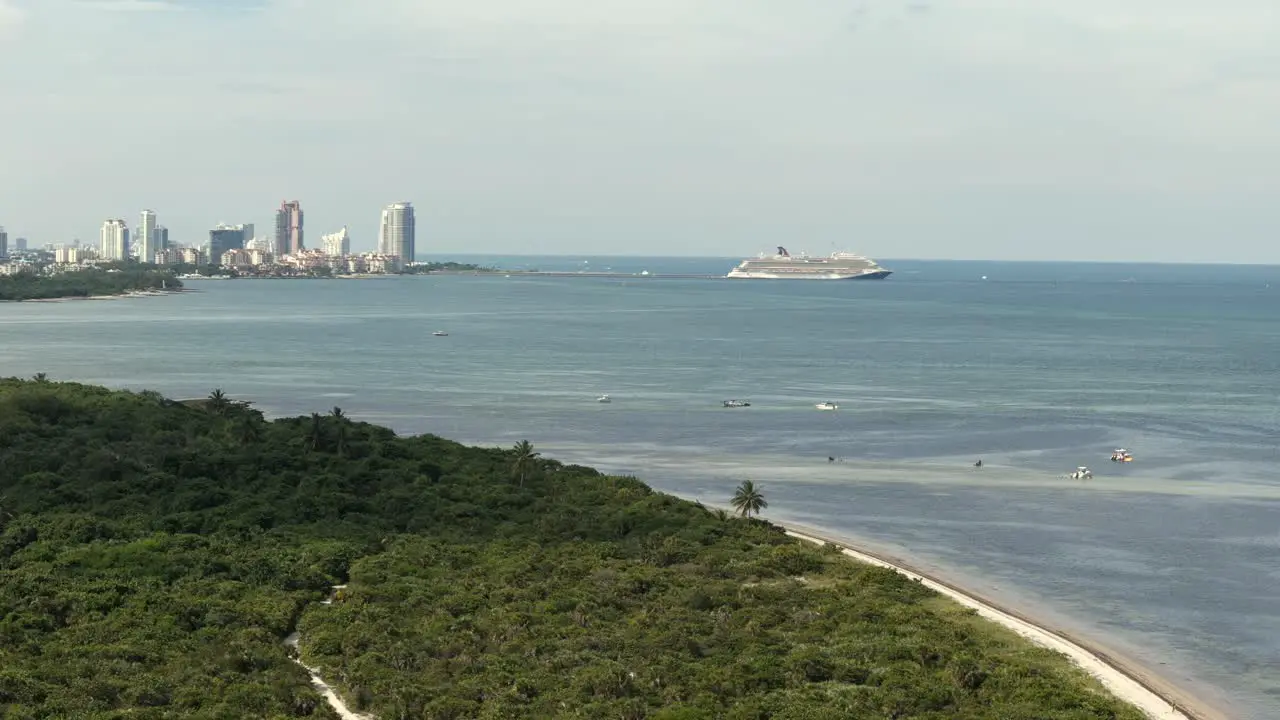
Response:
[726,247,891,280]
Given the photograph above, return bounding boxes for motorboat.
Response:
[432,331,448,336]
[1110,448,1134,462]
[1068,466,1094,480]
[723,399,751,408]
[815,402,839,411]
[597,394,612,403]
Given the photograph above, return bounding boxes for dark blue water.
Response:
[1,258,1276,717]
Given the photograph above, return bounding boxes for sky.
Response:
[1,0,1278,262]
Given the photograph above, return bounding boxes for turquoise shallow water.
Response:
[2,257,1278,717]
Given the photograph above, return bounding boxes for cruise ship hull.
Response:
[726,269,892,280]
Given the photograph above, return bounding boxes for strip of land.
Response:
[776,522,1226,720]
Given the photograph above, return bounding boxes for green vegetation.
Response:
[0,380,1145,719]
[404,261,497,274]
[0,266,181,301]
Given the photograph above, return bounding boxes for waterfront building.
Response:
[137,210,158,263]
[364,252,404,274]
[274,201,304,256]
[100,219,129,261]
[220,248,268,269]
[378,202,415,262]
[0,226,7,259]
[208,224,246,266]
[155,226,169,254]
[55,247,92,264]
[321,226,350,256]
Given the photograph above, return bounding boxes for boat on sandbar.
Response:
[1110,448,1134,462]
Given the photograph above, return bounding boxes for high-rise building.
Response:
[137,209,158,263]
[155,226,169,252]
[321,226,350,256]
[274,201,303,256]
[101,219,129,261]
[14,237,26,252]
[378,202,415,263]
[208,224,246,266]
[0,227,7,259]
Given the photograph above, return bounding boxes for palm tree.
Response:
[207,388,230,415]
[730,480,767,519]
[236,416,262,445]
[511,440,540,487]
[307,413,325,452]
[331,408,349,457]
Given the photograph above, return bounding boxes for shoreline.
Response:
[763,519,1228,720]
[17,288,187,303]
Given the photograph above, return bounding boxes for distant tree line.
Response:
[402,261,497,274]
[0,266,180,301]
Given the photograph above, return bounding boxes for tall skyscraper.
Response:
[101,219,129,261]
[0,227,8,259]
[155,226,169,252]
[208,224,246,265]
[274,201,303,256]
[137,209,158,263]
[379,202,415,262]
[14,237,26,252]
[321,226,350,256]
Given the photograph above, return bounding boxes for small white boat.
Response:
[597,394,612,403]
[432,331,448,336]
[815,402,838,411]
[723,399,751,408]
[1069,466,1094,479]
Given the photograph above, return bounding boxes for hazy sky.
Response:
[1,0,1278,261]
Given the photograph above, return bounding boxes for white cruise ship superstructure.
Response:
[726,247,891,280]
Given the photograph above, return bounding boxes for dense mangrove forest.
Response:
[0,379,1143,719]
[0,266,180,301]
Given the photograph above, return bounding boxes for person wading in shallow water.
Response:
[974,459,983,468]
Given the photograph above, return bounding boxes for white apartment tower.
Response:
[321,226,350,256]
[378,202,415,262]
[137,209,158,263]
[100,219,129,261]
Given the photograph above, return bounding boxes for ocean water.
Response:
[2,257,1277,718]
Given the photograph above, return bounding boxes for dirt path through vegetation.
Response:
[286,585,374,720]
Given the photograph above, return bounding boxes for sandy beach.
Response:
[776,522,1229,720]
[17,288,187,302]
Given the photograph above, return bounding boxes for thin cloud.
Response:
[0,0,23,33]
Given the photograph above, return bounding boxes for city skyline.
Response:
[1,1,1278,262]
[2,201,412,258]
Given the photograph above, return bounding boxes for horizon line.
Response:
[422,253,1280,268]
